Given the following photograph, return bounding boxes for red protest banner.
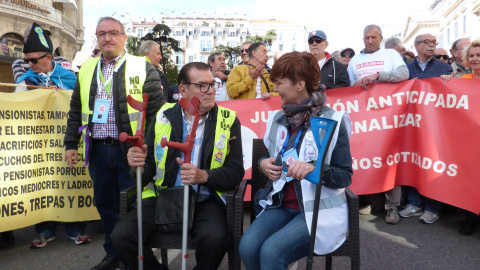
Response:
[219,78,480,213]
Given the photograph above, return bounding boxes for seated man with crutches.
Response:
[111,62,244,270]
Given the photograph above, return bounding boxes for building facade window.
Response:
[201,31,210,36]
[200,56,206,63]
[188,42,193,48]
[127,28,132,34]
[189,56,194,63]
[279,44,283,51]
[175,31,181,36]
[447,28,450,43]
[138,28,143,38]
[175,55,184,65]
[200,40,206,51]
[207,41,213,52]
[463,15,467,33]
[454,21,458,39]
[279,33,282,41]
[292,33,296,41]
[228,41,237,48]
[292,44,296,51]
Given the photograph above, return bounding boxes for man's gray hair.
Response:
[138,40,158,56]
[242,40,253,47]
[96,16,125,34]
[385,37,403,49]
[364,24,382,37]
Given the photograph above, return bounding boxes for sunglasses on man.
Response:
[341,51,355,58]
[23,54,49,65]
[435,54,449,61]
[308,38,325,45]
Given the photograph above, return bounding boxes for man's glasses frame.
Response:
[96,30,124,39]
[417,39,439,46]
[308,38,325,45]
[186,82,216,93]
[23,53,49,65]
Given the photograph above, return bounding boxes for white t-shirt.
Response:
[347,48,405,84]
[214,77,230,101]
[255,77,262,98]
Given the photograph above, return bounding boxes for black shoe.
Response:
[92,256,119,270]
[0,231,15,249]
[459,219,478,235]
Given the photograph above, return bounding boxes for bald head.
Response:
[434,48,449,63]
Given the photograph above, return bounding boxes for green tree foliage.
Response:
[213,45,241,70]
[246,29,277,45]
[126,36,140,56]
[140,23,184,85]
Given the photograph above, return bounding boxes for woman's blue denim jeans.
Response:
[239,206,310,270]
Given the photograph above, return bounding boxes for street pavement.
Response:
[1,207,480,270]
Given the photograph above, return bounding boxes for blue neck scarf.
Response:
[17,61,76,90]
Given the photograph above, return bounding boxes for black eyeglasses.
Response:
[241,49,248,53]
[23,54,49,64]
[417,39,439,46]
[186,82,216,93]
[435,54,449,60]
[308,38,324,45]
[96,30,124,39]
[341,51,355,58]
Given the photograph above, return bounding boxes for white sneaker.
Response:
[420,211,439,224]
[399,205,423,217]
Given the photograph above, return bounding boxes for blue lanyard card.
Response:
[282,148,299,182]
[92,99,111,124]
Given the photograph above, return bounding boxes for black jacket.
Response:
[140,103,245,206]
[155,68,172,103]
[320,53,350,90]
[64,58,164,158]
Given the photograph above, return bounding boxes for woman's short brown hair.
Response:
[270,51,321,94]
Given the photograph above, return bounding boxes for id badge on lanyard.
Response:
[92,56,126,124]
[281,129,303,182]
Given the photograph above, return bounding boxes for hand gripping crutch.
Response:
[304,117,338,270]
[160,96,201,270]
[119,93,148,270]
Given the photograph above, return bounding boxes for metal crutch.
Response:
[160,96,201,270]
[119,93,149,270]
[304,117,338,270]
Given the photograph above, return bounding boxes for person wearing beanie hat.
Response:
[307,30,350,89]
[12,23,73,84]
[15,23,90,249]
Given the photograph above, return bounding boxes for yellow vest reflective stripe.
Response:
[78,54,147,153]
[142,104,236,204]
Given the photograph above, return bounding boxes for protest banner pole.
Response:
[0,82,65,90]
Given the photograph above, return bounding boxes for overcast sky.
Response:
[82,0,433,53]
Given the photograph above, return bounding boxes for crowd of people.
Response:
[1,16,479,270]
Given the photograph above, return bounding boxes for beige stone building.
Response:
[403,0,480,52]
[0,0,84,92]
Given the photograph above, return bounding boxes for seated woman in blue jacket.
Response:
[239,51,353,270]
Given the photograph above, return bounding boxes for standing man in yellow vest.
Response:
[111,62,244,270]
[64,16,163,270]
